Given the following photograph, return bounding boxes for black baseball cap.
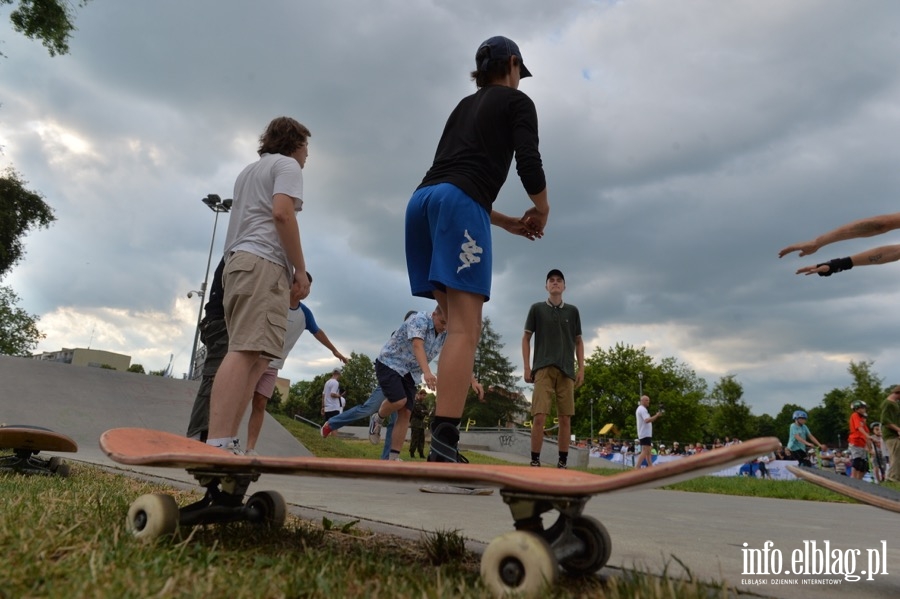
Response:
[546,269,565,281]
[477,36,533,78]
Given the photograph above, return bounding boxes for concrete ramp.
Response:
[0,355,310,465]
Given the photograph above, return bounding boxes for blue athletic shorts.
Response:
[405,183,492,301]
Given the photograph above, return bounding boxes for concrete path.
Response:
[1,356,896,598]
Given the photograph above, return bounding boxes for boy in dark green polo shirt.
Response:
[522,269,584,468]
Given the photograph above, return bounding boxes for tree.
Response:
[0,285,43,355]
[707,375,754,441]
[810,388,848,449]
[463,317,527,427]
[578,343,708,443]
[267,385,283,412]
[336,352,376,407]
[2,0,91,57]
[0,168,56,279]
[847,360,884,420]
[753,413,778,439]
[127,364,145,374]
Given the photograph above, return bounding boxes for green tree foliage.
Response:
[808,389,847,448]
[127,364,145,374]
[579,343,653,439]
[578,343,708,443]
[267,385,283,412]
[280,379,317,420]
[337,352,376,406]
[847,360,884,419]
[274,354,376,422]
[707,375,754,441]
[2,0,90,57]
[463,317,527,427]
[754,413,778,439]
[0,285,43,355]
[0,168,56,279]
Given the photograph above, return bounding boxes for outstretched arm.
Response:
[312,330,348,363]
[795,244,900,276]
[779,212,900,258]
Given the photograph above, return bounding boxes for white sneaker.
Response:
[230,439,245,456]
[368,414,383,444]
[245,448,259,456]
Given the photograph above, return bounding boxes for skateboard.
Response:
[100,427,778,598]
[787,465,900,513]
[0,424,78,476]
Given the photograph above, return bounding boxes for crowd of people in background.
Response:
[585,436,744,460]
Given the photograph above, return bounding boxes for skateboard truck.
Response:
[479,491,611,594]
[0,449,71,477]
[126,470,287,541]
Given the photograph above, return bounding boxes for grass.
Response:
[2,417,890,598]
[0,457,740,598]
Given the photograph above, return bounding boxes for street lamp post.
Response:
[638,371,643,398]
[188,194,232,379]
[590,396,594,451]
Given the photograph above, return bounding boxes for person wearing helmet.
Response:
[848,400,875,480]
[786,410,825,467]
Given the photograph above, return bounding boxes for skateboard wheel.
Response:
[560,515,611,575]
[481,531,557,599]
[246,490,287,528]
[127,493,179,541]
[48,456,62,471]
[55,462,71,477]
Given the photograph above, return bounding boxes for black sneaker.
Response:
[427,423,469,463]
[530,459,541,467]
[557,460,568,469]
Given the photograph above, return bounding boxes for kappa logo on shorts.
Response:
[457,230,483,273]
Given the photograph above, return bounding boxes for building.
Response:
[32,348,131,372]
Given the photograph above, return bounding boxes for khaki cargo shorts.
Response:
[222,251,289,360]
[530,366,575,416]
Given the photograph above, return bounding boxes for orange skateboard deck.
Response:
[0,424,77,476]
[788,465,900,513]
[101,427,778,599]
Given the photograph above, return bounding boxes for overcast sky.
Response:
[3,0,900,417]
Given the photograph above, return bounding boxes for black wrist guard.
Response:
[816,257,853,277]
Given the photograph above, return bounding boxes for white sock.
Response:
[207,437,231,448]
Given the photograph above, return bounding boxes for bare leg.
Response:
[530,413,547,453]
[246,391,268,451]
[377,398,407,420]
[434,288,483,418]
[209,350,269,440]
[390,410,412,453]
[558,415,571,453]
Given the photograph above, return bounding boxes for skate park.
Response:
[1,355,896,599]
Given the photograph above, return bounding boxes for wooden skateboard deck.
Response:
[101,427,778,599]
[100,427,777,496]
[0,424,77,476]
[788,465,900,513]
[0,425,78,453]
